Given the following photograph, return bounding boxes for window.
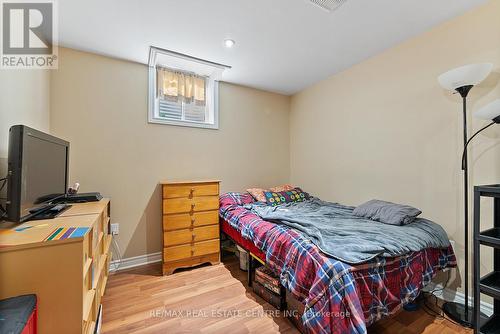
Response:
[148,47,229,129]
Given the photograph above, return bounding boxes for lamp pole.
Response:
[443,84,473,327]
[459,85,472,322]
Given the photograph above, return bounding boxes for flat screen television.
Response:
[6,125,69,222]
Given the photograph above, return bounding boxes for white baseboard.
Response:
[424,282,493,316]
[110,251,162,272]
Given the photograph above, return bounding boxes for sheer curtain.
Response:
[157,67,206,106]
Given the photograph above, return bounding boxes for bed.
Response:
[219,192,456,334]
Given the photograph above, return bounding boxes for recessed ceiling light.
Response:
[224,39,235,48]
[309,0,347,12]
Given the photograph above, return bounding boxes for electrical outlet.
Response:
[110,223,119,235]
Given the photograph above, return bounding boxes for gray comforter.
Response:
[246,198,450,264]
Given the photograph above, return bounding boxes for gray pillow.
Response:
[353,199,422,226]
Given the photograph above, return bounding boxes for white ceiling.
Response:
[58,0,487,95]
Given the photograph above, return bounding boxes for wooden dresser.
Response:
[161,180,220,275]
[0,199,112,334]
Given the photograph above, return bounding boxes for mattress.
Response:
[219,192,457,334]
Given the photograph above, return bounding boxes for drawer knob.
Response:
[191,203,196,210]
[192,235,195,241]
[191,249,194,256]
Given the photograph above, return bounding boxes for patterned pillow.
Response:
[263,188,310,206]
[247,184,294,202]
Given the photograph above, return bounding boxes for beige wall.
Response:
[0,70,50,196]
[47,0,499,299]
[50,48,290,258]
[290,0,500,294]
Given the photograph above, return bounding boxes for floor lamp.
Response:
[438,62,494,327]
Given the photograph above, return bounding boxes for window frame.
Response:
[148,47,226,130]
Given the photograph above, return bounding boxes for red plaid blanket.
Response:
[220,192,456,334]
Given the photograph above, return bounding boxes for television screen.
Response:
[7,125,69,222]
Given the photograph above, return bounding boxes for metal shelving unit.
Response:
[474,184,500,334]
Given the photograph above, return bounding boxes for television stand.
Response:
[30,204,71,221]
[0,199,112,333]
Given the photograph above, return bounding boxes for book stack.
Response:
[253,266,283,309]
[255,266,280,293]
[286,290,307,333]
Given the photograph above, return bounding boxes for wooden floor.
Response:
[102,257,472,334]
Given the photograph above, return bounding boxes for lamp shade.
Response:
[475,99,500,122]
[438,63,493,90]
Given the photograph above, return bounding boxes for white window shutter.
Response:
[184,103,206,122]
[158,99,182,121]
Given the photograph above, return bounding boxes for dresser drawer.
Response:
[164,225,219,247]
[163,183,219,199]
[164,239,220,262]
[163,196,219,214]
[163,211,218,231]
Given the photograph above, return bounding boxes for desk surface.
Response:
[0,198,109,251]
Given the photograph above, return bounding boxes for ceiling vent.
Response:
[308,0,347,12]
